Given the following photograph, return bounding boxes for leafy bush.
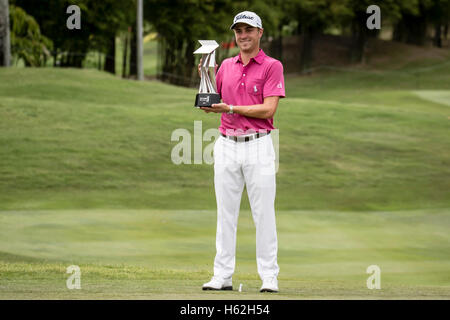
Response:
[10,4,52,66]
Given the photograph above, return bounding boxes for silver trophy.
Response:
[194,40,221,107]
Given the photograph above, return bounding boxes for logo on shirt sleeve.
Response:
[277,82,283,89]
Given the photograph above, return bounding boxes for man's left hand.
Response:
[200,103,229,113]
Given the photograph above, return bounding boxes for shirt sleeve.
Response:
[263,60,285,99]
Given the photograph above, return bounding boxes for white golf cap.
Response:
[230,11,263,30]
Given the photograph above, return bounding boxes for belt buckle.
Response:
[238,133,256,142]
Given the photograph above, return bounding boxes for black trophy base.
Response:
[195,93,221,107]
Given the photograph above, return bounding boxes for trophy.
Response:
[194,40,221,107]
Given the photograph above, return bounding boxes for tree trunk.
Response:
[300,27,314,73]
[434,24,442,48]
[184,40,195,87]
[157,36,165,81]
[122,28,129,78]
[74,51,84,68]
[53,49,58,67]
[69,52,75,67]
[161,37,174,83]
[68,52,72,67]
[393,19,407,42]
[405,14,427,46]
[395,12,428,46]
[350,12,369,64]
[104,35,116,74]
[129,26,137,77]
[98,51,102,70]
[0,0,11,67]
[271,23,283,62]
[269,27,283,62]
[174,38,184,86]
[61,52,67,67]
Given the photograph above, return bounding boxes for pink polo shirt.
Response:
[215,49,285,136]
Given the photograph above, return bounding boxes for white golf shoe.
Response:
[202,276,233,291]
[260,276,279,293]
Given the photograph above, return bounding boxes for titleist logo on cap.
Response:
[235,14,254,21]
[230,11,263,29]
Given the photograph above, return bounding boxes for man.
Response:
[200,11,285,293]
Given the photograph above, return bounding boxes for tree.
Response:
[9,4,53,66]
[345,0,378,64]
[11,0,91,67]
[282,0,351,71]
[122,27,131,78]
[86,0,131,74]
[343,0,403,64]
[11,0,133,70]
[392,0,429,46]
[390,0,450,47]
[0,0,11,66]
[429,0,450,47]
[145,0,234,86]
[129,20,137,77]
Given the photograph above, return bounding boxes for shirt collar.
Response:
[234,49,266,65]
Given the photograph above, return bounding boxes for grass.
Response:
[0,66,449,211]
[0,52,450,299]
[0,209,449,299]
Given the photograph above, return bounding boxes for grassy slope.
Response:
[1,50,450,299]
[1,65,450,211]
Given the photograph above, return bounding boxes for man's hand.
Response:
[200,103,229,113]
[199,97,280,119]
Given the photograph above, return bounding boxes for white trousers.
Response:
[213,134,279,280]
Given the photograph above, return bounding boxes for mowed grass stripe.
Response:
[0,209,449,299]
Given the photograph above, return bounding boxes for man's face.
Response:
[233,23,263,53]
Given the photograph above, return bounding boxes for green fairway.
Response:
[0,67,449,211]
[0,58,449,299]
[1,209,449,299]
